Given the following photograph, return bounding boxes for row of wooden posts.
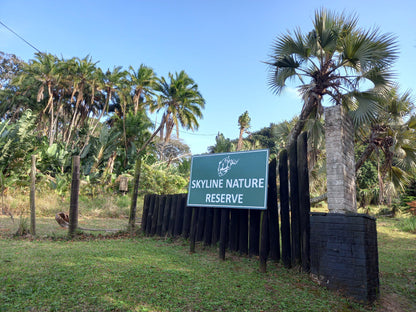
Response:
[28,132,310,273]
[141,132,311,272]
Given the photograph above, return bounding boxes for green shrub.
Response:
[398,217,416,233]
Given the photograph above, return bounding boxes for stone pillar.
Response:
[325,105,356,213]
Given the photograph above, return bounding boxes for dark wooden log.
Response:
[203,207,214,246]
[161,195,171,235]
[259,210,270,273]
[146,195,156,235]
[141,194,150,233]
[30,155,36,236]
[189,207,199,253]
[297,132,311,273]
[150,195,160,235]
[156,195,166,236]
[69,156,80,237]
[249,209,261,257]
[182,195,192,239]
[174,194,185,236]
[212,208,221,244]
[219,208,229,260]
[196,207,206,241]
[238,209,249,255]
[129,158,142,229]
[279,149,291,268]
[229,209,240,251]
[268,158,280,261]
[289,140,301,267]
[168,194,178,236]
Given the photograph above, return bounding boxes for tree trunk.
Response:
[237,127,244,151]
[129,158,142,230]
[288,96,319,147]
[80,90,112,155]
[65,89,84,149]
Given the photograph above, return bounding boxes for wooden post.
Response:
[189,207,199,253]
[156,195,166,236]
[219,208,229,260]
[174,194,185,236]
[279,150,291,268]
[69,156,80,237]
[203,207,214,246]
[229,209,240,251]
[30,155,36,236]
[196,207,206,241]
[249,209,261,256]
[289,140,301,267]
[129,158,142,230]
[268,158,280,261]
[212,208,221,244]
[238,209,249,255]
[150,195,159,235]
[145,195,155,235]
[182,195,192,239]
[259,210,270,273]
[141,194,150,233]
[162,195,172,235]
[298,132,311,273]
[168,195,178,236]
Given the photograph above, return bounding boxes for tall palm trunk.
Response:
[237,127,244,151]
[46,82,55,146]
[288,95,320,147]
[80,89,112,155]
[65,87,84,149]
[133,88,142,115]
[128,115,167,229]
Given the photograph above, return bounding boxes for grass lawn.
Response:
[0,215,415,311]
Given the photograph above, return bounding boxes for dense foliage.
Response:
[0,51,199,199]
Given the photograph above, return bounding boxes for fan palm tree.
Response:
[267,8,398,146]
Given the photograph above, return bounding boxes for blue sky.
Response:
[1,0,415,154]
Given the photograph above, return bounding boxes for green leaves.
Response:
[267,8,398,133]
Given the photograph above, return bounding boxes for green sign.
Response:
[187,149,269,209]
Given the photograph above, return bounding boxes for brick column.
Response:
[325,105,357,213]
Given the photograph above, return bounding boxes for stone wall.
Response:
[325,105,357,213]
[310,213,380,303]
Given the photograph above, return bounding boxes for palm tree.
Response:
[237,111,251,151]
[208,132,235,153]
[63,56,98,148]
[267,8,398,146]
[80,66,127,154]
[355,87,416,204]
[24,52,61,145]
[128,64,157,115]
[128,70,205,229]
[154,70,205,144]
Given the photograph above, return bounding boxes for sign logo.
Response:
[217,156,239,177]
[187,149,269,209]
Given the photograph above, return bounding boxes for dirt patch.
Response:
[376,292,415,312]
